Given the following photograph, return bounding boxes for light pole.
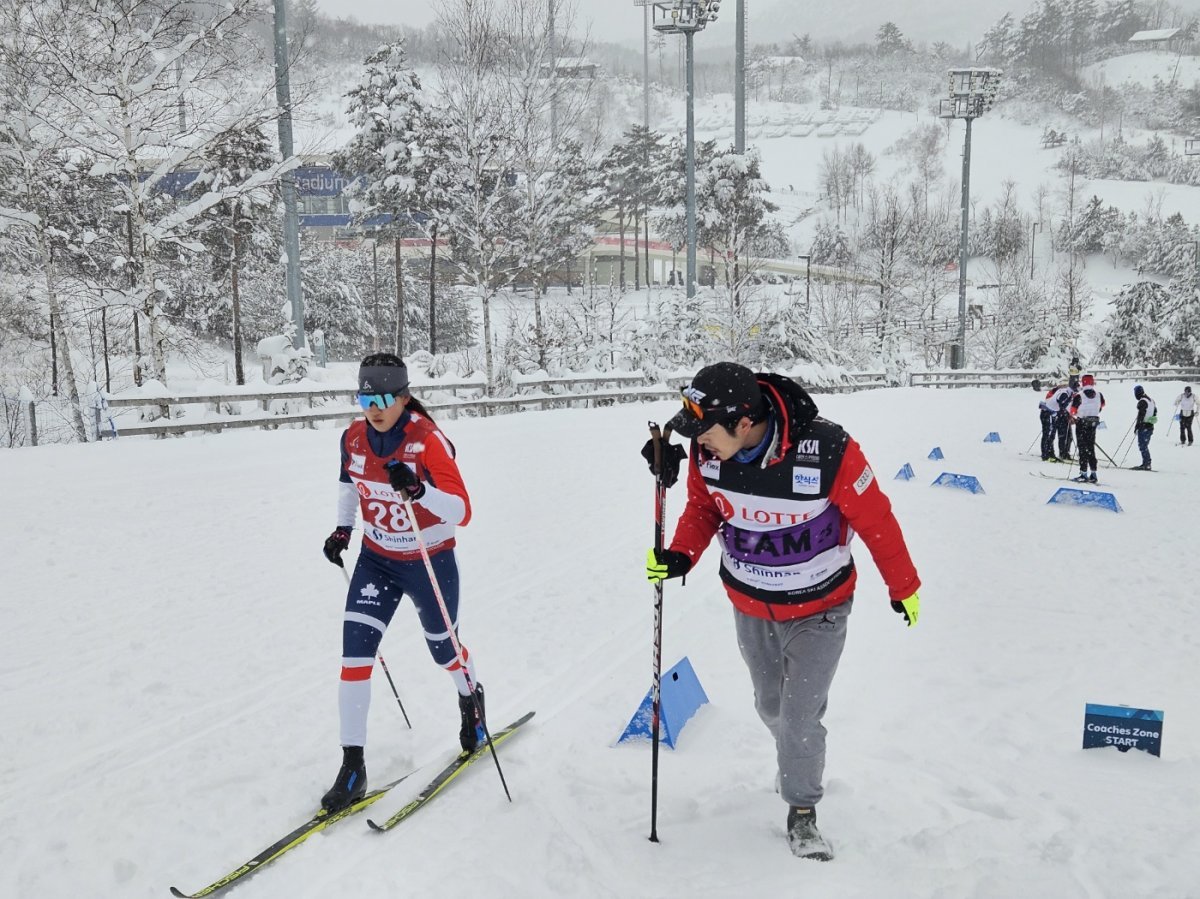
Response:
[273,0,305,350]
[734,0,744,153]
[646,1,720,299]
[1183,146,1198,288]
[1030,221,1040,279]
[940,67,1001,370]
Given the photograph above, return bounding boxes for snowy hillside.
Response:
[1083,50,1200,88]
[3,385,1199,897]
[751,0,1037,44]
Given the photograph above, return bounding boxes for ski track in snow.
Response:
[3,385,1200,897]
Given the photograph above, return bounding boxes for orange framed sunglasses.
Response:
[680,392,706,420]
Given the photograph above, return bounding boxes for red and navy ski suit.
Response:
[334,411,475,747]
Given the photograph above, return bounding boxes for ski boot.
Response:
[321,746,367,813]
[458,684,486,753]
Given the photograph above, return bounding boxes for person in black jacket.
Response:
[1132,384,1157,470]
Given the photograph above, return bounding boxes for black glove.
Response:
[641,438,688,488]
[646,548,693,583]
[386,461,426,499]
[323,526,352,567]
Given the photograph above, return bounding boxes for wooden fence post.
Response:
[28,401,37,447]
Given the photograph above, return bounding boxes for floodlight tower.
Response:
[940,67,1001,369]
[645,1,720,298]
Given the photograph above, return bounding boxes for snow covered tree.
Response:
[1097,280,1173,365]
[4,0,287,389]
[332,39,426,357]
[1066,195,1123,254]
[697,147,781,309]
[810,218,854,267]
[979,13,1016,63]
[430,0,527,392]
[875,22,909,55]
[193,126,282,384]
[891,124,944,215]
[0,101,89,441]
[499,0,601,369]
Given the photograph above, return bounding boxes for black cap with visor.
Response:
[667,362,764,438]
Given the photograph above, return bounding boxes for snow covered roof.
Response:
[1128,28,1180,42]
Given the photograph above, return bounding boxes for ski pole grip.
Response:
[649,421,663,473]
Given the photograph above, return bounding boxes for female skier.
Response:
[319,353,484,812]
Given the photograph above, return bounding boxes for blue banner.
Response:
[1082,703,1163,756]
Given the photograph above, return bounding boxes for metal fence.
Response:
[8,365,1200,446]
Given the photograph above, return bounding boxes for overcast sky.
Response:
[311,0,1047,47]
[313,0,661,48]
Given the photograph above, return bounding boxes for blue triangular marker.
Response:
[894,463,915,481]
[928,446,944,460]
[618,657,709,749]
[983,431,1001,443]
[1046,487,1122,513]
[931,471,985,494]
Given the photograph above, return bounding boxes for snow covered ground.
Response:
[3,383,1200,898]
[1083,51,1200,89]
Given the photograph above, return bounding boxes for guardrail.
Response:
[910,367,1200,389]
[15,366,1200,445]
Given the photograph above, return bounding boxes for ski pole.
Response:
[1119,421,1137,466]
[1024,430,1040,455]
[647,421,672,844]
[1113,421,1134,462]
[341,567,412,728]
[1095,439,1118,468]
[398,491,513,802]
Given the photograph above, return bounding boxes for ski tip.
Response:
[168,888,191,898]
[366,818,386,832]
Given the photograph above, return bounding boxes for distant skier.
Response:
[1132,384,1157,470]
[1069,374,1105,483]
[318,353,485,813]
[1174,385,1195,446]
[640,362,921,862]
[1038,386,1061,461]
[1045,378,1077,461]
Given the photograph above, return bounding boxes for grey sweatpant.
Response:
[734,598,851,808]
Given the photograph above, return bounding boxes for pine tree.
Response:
[333,40,427,357]
[1098,280,1173,365]
[194,126,282,384]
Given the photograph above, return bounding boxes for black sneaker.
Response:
[321,746,367,813]
[786,807,834,861]
[458,684,486,753]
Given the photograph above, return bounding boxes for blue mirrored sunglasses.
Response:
[357,392,397,411]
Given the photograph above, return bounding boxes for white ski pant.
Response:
[734,598,851,809]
